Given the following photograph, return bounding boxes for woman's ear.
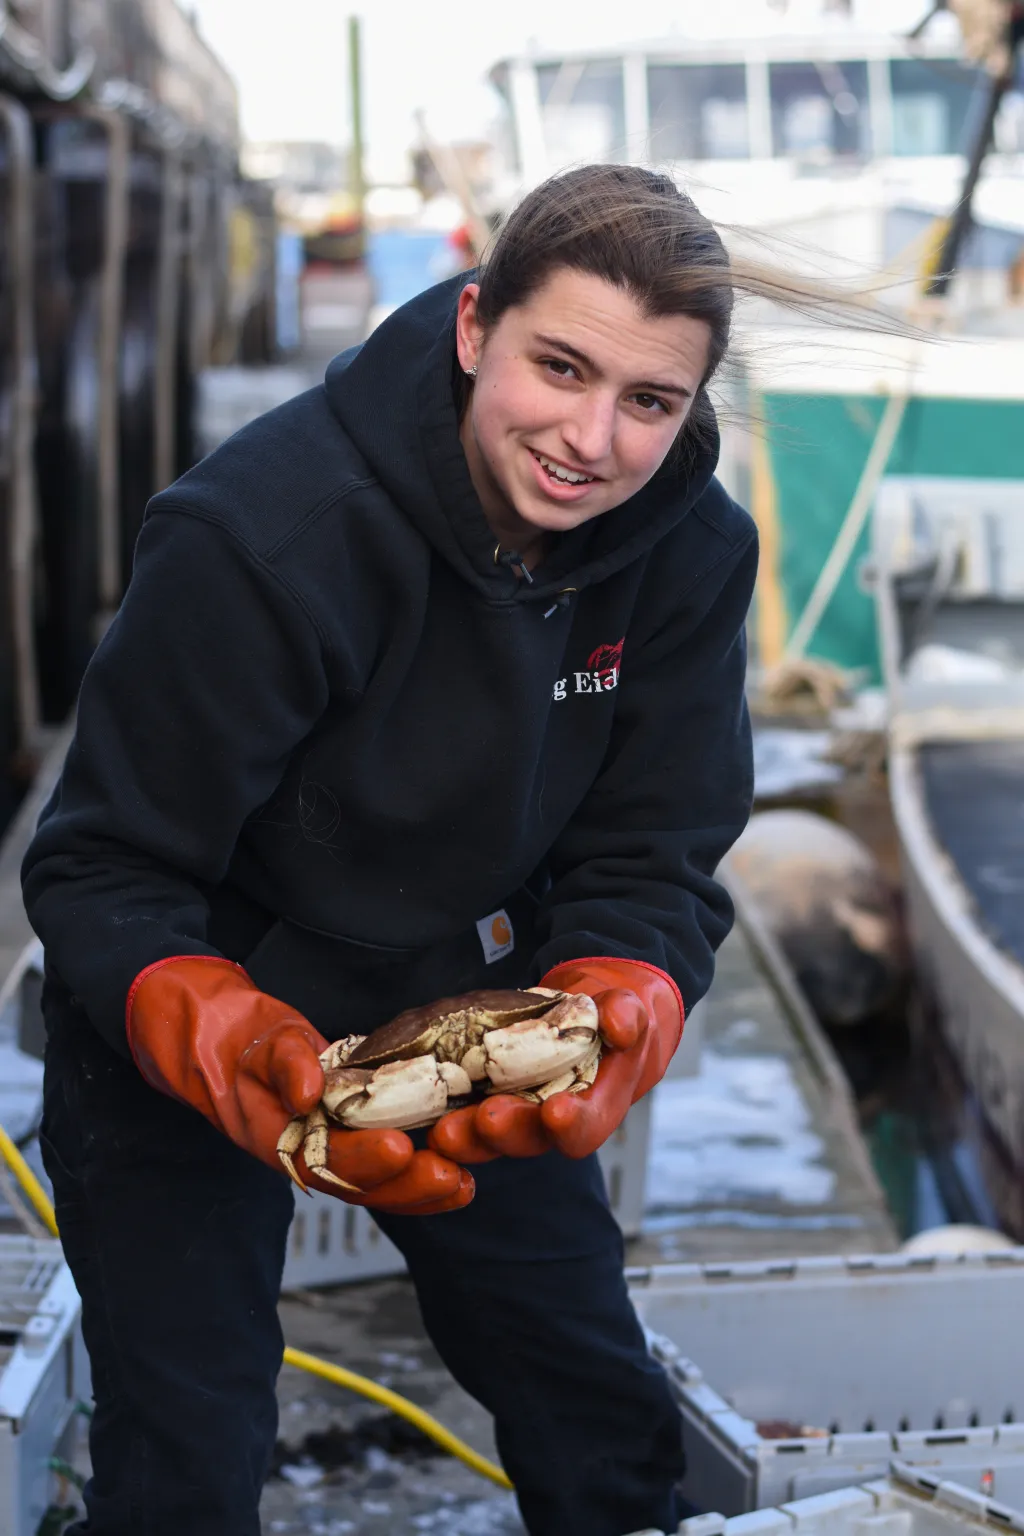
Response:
[455,283,483,375]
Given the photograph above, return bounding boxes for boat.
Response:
[485,2,1024,290]
[874,395,1024,1238]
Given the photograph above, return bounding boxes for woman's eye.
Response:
[543,358,577,379]
[632,393,669,414]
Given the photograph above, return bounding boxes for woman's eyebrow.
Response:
[532,332,692,397]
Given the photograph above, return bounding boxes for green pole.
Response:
[348,15,366,233]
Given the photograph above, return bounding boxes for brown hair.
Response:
[473,163,912,458]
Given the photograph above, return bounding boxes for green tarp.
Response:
[760,393,1024,680]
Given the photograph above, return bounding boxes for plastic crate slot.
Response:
[925,1433,967,1445]
[899,1418,910,1433]
[865,1420,875,1433]
[608,1166,623,1210]
[292,1214,306,1257]
[933,1417,946,1431]
[1005,1410,1017,1424]
[343,1207,357,1255]
[830,1421,841,1435]
[970,1413,981,1427]
[317,1209,331,1256]
[368,1222,380,1245]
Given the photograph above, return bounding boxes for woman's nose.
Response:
[561,394,615,466]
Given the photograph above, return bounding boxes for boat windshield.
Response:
[491,45,996,173]
[648,63,750,160]
[890,57,986,156]
[535,59,626,164]
[769,59,871,158]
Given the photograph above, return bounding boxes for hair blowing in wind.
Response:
[475,163,919,452]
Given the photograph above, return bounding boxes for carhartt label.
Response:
[476,909,514,964]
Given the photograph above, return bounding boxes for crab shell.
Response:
[277,988,601,1192]
[322,987,599,1130]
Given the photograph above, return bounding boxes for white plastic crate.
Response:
[282,1094,653,1290]
[628,1251,1024,1516]
[282,1196,406,1289]
[0,1235,86,1536]
[628,1469,1024,1536]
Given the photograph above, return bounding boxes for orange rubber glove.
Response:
[429,958,683,1163]
[127,956,473,1214]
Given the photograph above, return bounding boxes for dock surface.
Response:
[631,906,897,1267]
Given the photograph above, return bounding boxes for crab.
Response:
[277,987,601,1192]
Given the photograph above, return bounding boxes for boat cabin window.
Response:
[769,60,871,158]
[536,60,626,164]
[889,57,986,156]
[647,63,750,160]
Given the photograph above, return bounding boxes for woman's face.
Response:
[456,268,711,541]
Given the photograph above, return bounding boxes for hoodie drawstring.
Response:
[494,546,534,585]
[494,547,574,618]
[543,590,576,620]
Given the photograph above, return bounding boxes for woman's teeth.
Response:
[533,452,594,485]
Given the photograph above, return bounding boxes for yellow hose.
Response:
[0,1122,59,1236]
[0,1120,512,1491]
[282,1347,512,1489]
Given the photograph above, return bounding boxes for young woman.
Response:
[22,164,758,1536]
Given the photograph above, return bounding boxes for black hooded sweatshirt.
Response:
[22,275,757,1056]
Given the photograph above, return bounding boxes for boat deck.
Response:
[920,738,1024,967]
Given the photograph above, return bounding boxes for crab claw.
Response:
[328,1056,452,1131]
[482,993,599,1091]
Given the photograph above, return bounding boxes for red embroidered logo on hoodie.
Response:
[588,639,625,686]
[552,638,624,702]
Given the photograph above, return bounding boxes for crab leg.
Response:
[277,1115,312,1195]
[276,1105,363,1194]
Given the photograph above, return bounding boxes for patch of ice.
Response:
[646,1050,836,1210]
[409,1495,523,1533]
[905,644,1016,684]
[753,729,843,799]
[379,1351,422,1372]
[279,1463,324,1489]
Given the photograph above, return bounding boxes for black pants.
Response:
[41,1015,685,1536]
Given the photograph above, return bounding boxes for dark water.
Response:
[826,1001,1004,1241]
[751,730,1005,1244]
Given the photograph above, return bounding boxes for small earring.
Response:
[465,364,478,378]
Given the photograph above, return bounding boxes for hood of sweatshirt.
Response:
[323,273,721,603]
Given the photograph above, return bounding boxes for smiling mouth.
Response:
[530,450,597,486]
